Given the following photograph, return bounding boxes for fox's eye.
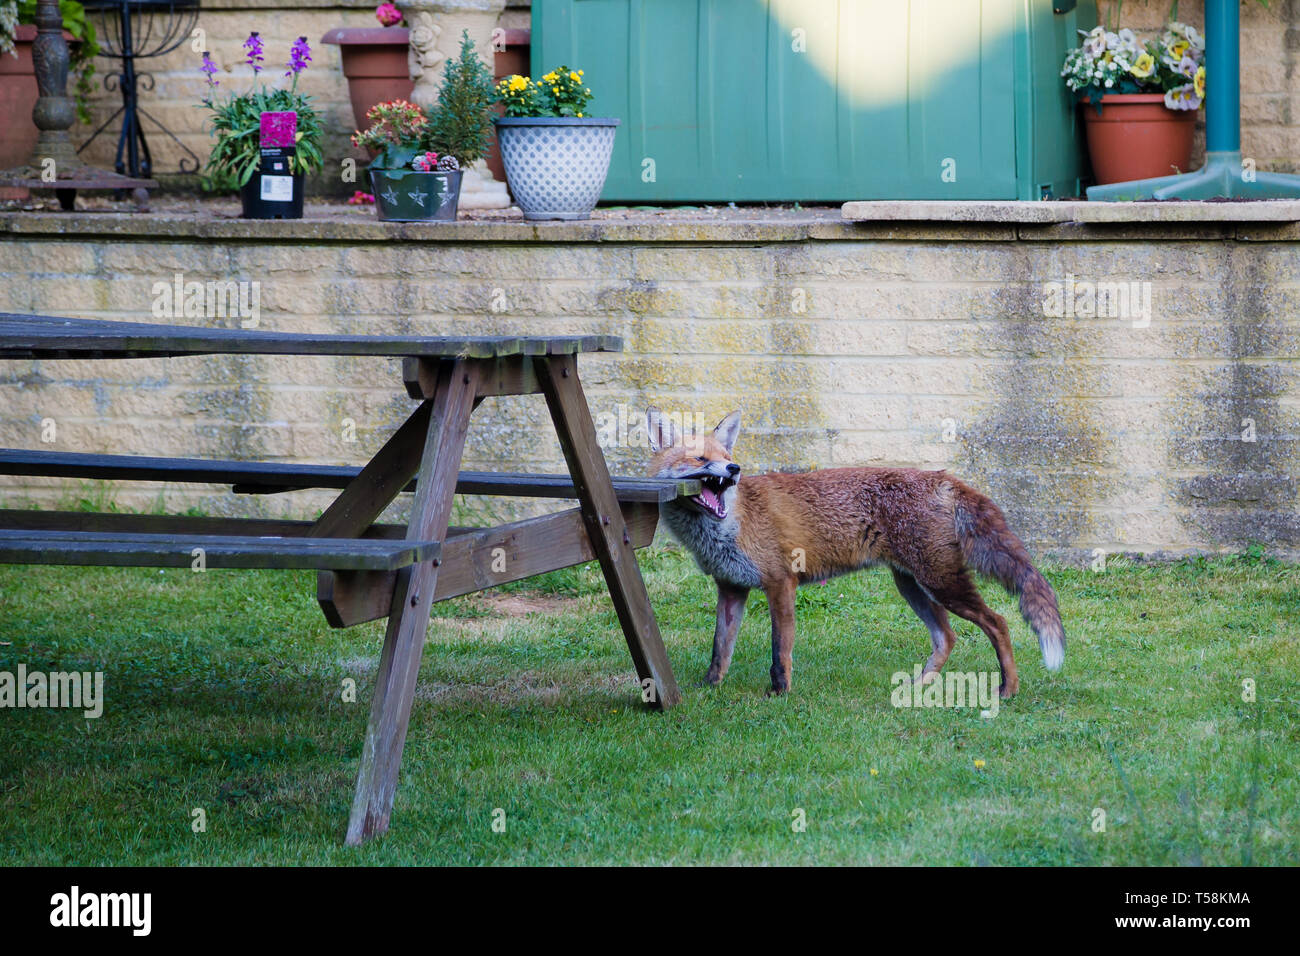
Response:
[694,457,706,464]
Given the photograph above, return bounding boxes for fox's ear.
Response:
[713,410,742,454]
[646,406,677,452]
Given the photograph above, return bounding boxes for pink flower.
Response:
[375,3,403,27]
[412,150,440,171]
[347,191,376,205]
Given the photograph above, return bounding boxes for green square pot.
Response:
[369,168,462,222]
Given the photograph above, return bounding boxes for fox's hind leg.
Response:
[891,568,956,684]
[920,571,1018,698]
[705,580,749,686]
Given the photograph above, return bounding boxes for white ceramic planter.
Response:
[494,117,619,220]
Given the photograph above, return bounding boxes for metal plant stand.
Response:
[0,0,156,209]
[1088,0,1300,200]
[77,0,202,180]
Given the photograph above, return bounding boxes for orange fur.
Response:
[646,408,1065,697]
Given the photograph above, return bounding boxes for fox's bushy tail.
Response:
[954,492,1065,671]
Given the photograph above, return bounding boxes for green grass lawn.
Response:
[0,545,1295,865]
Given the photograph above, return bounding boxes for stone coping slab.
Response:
[841,199,1300,223]
[2,200,1299,242]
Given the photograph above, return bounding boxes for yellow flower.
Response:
[578,69,584,76]
[543,71,557,83]
[1171,40,1188,60]
[869,768,879,777]
[1194,64,1206,99]
[974,759,986,769]
[1130,52,1155,79]
[507,74,528,92]
[569,70,580,82]
[576,112,582,117]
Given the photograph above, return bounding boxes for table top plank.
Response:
[0,314,622,359]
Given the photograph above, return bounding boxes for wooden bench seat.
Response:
[0,448,697,502]
[0,529,440,571]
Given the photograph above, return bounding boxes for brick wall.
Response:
[1,212,1297,561]
[57,1,1300,188]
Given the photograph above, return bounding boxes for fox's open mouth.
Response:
[689,475,732,519]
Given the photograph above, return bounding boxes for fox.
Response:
[645,407,1065,699]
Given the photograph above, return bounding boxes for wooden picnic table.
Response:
[0,314,693,844]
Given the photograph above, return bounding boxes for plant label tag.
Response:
[260,175,294,201]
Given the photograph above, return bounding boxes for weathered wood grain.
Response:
[320,502,662,628]
[0,529,439,571]
[0,313,622,359]
[0,448,699,502]
[346,358,477,846]
[535,353,682,709]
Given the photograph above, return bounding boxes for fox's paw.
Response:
[998,678,1019,699]
[702,669,724,687]
[913,668,941,687]
[769,663,792,694]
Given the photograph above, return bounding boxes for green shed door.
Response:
[532,0,1024,201]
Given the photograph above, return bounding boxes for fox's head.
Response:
[645,407,742,520]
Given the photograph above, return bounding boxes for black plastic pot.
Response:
[240,171,305,220]
[369,168,462,222]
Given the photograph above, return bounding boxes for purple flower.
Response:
[243,31,264,74]
[286,36,312,77]
[200,52,219,88]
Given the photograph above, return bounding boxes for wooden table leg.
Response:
[346,359,478,845]
[309,400,433,540]
[535,354,682,709]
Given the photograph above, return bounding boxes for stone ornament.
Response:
[395,0,509,209]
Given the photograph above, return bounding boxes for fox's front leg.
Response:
[765,575,798,694]
[705,580,749,685]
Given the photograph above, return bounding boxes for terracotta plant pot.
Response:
[1080,93,1197,185]
[0,26,78,199]
[321,27,414,131]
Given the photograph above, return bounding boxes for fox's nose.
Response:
[726,463,741,477]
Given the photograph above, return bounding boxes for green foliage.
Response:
[350,98,427,170]
[496,64,594,119]
[12,1,100,124]
[204,85,324,185]
[199,37,324,187]
[198,164,242,196]
[0,3,16,57]
[424,31,496,165]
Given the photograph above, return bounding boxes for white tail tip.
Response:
[1041,638,1065,672]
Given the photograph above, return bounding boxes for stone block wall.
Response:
[1,211,1297,561]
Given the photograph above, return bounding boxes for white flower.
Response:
[1164,83,1201,110]
[1083,25,1107,58]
